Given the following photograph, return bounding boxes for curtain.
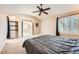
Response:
[56,17,60,36]
[7,16,10,38]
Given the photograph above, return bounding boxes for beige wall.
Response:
[40,16,56,35]
[0,15,7,51]
[60,33,79,39]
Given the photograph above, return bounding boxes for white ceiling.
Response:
[0,4,79,17]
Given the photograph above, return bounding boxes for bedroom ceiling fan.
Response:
[33,4,50,16]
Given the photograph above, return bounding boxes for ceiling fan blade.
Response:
[44,8,50,11]
[33,11,39,13]
[37,6,41,10]
[43,11,48,14]
[39,11,42,16]
[40,4,43,7]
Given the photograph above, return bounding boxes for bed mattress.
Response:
[23,35,79,54]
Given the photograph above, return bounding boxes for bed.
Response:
[23,35,79,54]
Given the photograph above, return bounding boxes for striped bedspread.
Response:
[23,35,79,54]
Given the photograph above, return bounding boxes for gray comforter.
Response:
[23,35,79,54]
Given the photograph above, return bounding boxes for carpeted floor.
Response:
[1,39,27,54]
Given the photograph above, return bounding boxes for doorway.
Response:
[7,16,18,39]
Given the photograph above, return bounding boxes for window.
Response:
[58,15,79,35]
[22,21,33,37]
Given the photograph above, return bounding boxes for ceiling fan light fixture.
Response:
[33,4,50,16]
